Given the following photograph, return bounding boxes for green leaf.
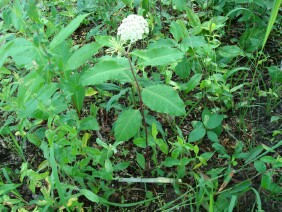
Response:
[186,8,201,28]
[114,109,142,141]
[65,42,102,70]
[218,45,243,58]
[204,114,224,129]
[80,60,132,86]
[261,0,282,50]
[0,184,21,195]
[152,122,158,139]
[164,157,180,167]
[134,47,184,66]
[185,74,202,93]
[170,20,188,42]
[174,57,191,79]
[173,0,185,11]
[133,137,146,148]
[142,84,185,116]
[0,40,14,67]
[79,116,99,131]
[254,160,266,173]
[105,159,113,173]
[113,162,130,171]
[50,14,89,49]
[267,66,282,83]
[180,36,207,51]
[80,189,100,203]
[8,38,45,66]
[244,145,263,164]
[155,139,168,154]
[230,180,251,194]
[136,153,145,169]
[207,131,219,143]
[188,123,206,142]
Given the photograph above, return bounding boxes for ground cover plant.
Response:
[0,0,281,211]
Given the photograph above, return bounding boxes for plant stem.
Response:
[125,52,149,168]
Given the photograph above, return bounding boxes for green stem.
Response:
[125,52,149,168]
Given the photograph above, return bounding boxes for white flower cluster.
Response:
[117,14,149,43]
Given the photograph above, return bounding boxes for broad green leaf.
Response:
[218,45,243,58]
[78,116,99,131]
[204,114,224,129]
[0,40,14,67]
[185,74,202,93]
[80,60,132,86]
[142,84,185,116]
[134,47,184,66]
[105,159,113,173]
[207,131,219,143]
[8,38,45,66]
[254,160,266,173]
[133,137,146,148]
[186,8,201,28]
[155,139,168,154]
[170,20,188,42]
[114,109,142,141]
[174,57,191,79]
[65,42,102,70]
[80,189,100,203]
[188,123,206,142]
[164,157,180,167]
[173,0,185,11]
[50,14,89,49]
[152,122,158,139]
[113,162,130,171]
[136,153,145,169]
[180,36,207,51]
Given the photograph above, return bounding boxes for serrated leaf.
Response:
[65,42,102,70]
[114,109,142,141]
[134,47,184,66]
[80,60,132,86]
[142,84,185,116]
[50,14,89,49]
[136,153,145,169]
[188,123,206,142]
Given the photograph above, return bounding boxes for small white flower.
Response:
[117,14,149,43]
